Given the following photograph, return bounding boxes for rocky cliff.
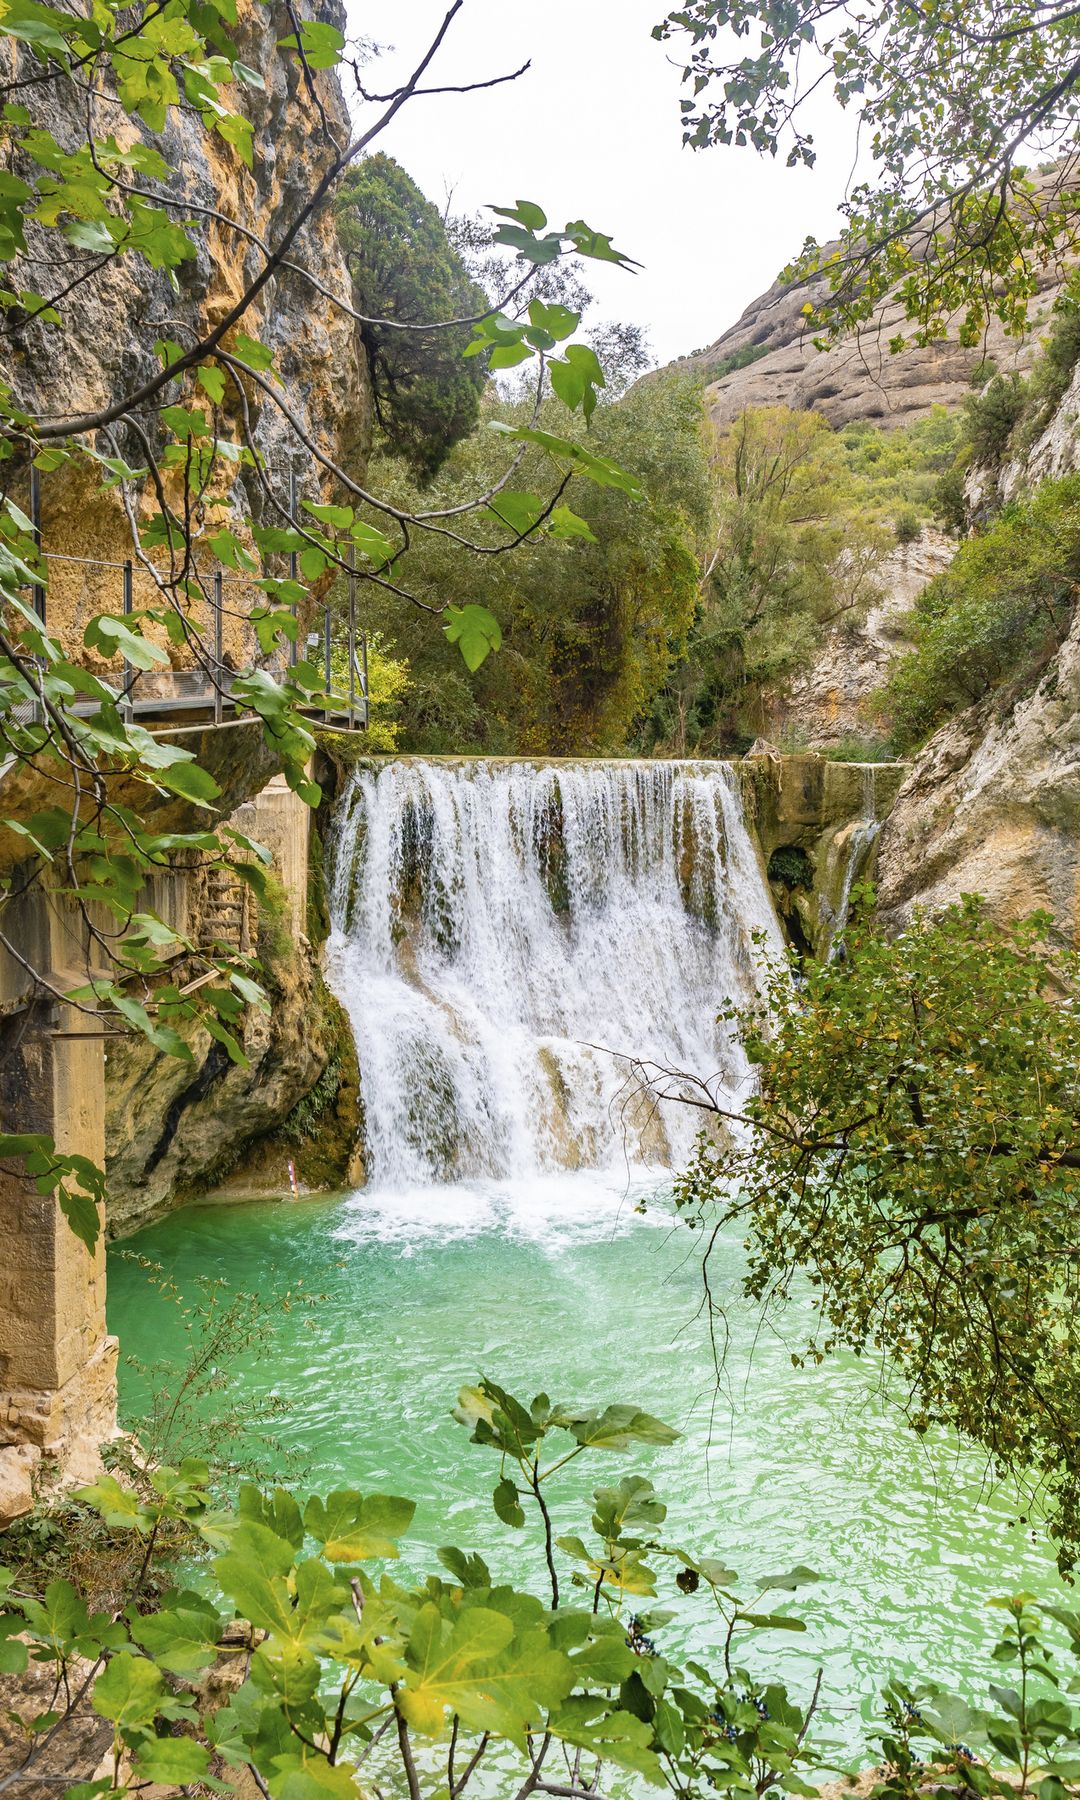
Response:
[1,0,371,653]
[765,528,955,751]
[673,231,1079,945]
[875,420,1080,945]
[673,258,1057,431]
[0,6,374,1231]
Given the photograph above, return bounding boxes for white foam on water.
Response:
[325,759,783,1191]
[332,1166,669,1255]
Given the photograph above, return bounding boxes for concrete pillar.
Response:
[0,877,117,1520]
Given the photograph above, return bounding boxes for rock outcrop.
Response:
[0,0,372,657]
[765,528,955,750]
[673,257,1057,431]
[103,779,363,1236]
[875,606,1080,943]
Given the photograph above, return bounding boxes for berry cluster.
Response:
[625,1615,658,1657]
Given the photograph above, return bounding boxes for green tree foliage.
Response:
[352,374,711,754]
[337,155,489,480]
[9,1378,1080,1797]
[962,373,1028,467]
[882,472,1080,749]
[0,1376,832,1799]
[840,408,965,522]
[657,0,1080,347]
[646,407,890,753]
[670,898,1080,1571]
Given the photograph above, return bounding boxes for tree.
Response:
[351,373,711,756]
[649,898,1080,1572]
[336,154,489,480]
[646,406,887,752]
[0,0,645,1243]
[657,0,1080,348]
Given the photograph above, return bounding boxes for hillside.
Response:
[671,252,1061,429]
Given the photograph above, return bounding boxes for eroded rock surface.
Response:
[876,607,1080,942]
[671,261,1057,430]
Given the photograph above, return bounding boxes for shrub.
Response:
[1012,281,1080,452]
[767,844,814,889]
[933,465,969,534]
[894,507,921,543]
[967,356,998,388]
[961,371,1027,465]
[881,471,1080,748]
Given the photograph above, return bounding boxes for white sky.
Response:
[343,0,857,365]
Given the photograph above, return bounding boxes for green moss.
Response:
[307,818,331,949]
[268,974,363,1189]
[768,844,814,891]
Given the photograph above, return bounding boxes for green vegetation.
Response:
[337,155,489,480]
[702,341,771,383]
[671,897,1080,1571]
[9,1373,1080,1798]
[840,407,964,525]
[882,472,1080,751]
[644,406,893,753]
[349,374,710,755]
[961,372,1027,468]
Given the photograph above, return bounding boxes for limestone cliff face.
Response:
[1,0,372,652]
[671,260,1055,431]
[875,605,1080,942]
[104,781,364,1236]
[876,397,1080,943]
[0,17,374,1228]
[765,528,955,750]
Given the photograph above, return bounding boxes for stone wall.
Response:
[0,888,119,1525]
[737,751,909,957]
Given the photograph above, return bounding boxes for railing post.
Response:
[347,544,356,730]
[288,470,298,669]
[360,627,369,731]
[121,559,134,724]
[29,463,45,627]
[323,603,331,717]
[213,568,223,725]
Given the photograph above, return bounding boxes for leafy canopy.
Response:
[658,0,1080,347]
[336,154,489,480]
[671,898,1080,1571]
[0,1376,829,1800]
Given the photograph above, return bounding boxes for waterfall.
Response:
[325,759,784,1191]
[825,766,882,957]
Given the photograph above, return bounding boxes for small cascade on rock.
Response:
[326,760,783,1190]
[825,766,882,955]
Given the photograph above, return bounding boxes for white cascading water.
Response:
[325,759,784,1191]
[823,766,882,956]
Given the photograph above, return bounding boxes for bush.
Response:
[961,371,1027,465]
[893,507,921,543]
[1012,281,1080,452]
[967,356,998,388]
[933,465,969,534]
[767,844,814,889]
[881,471,1080,748]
